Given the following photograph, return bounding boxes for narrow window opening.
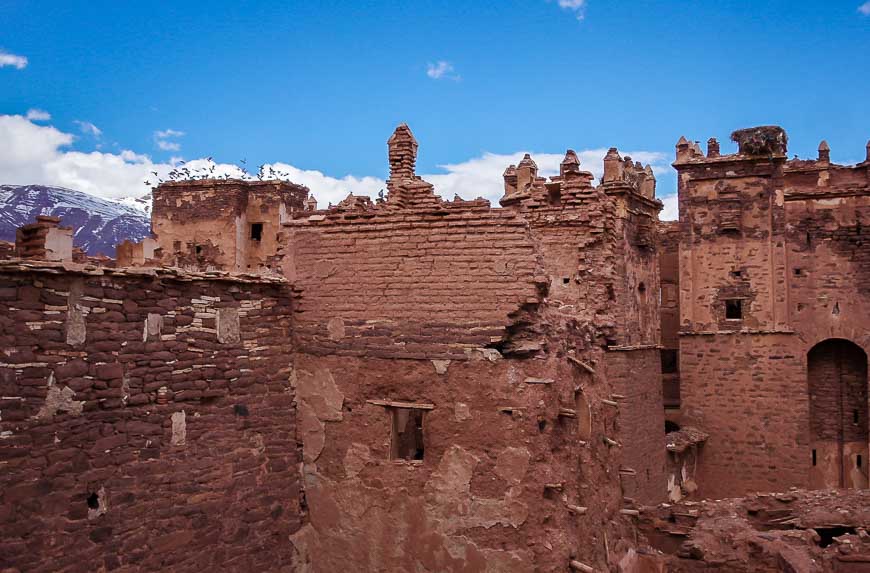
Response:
[195,245,202,255]
[87,492,100,509]
[832,302,840,316]
[391,407,425,461]
[730,269,743,279]
[250,222,264,241]
[562,277,571,285]
[638,282,646,294]
[794,268,803,276]
[854,409,859,424]
[538,419,547,432]
[725,299,743,320]
[812,449,817,466]
[547,187,561,207]
[858,455,863,469]
[660,349,678,374]
[665,420,681,434]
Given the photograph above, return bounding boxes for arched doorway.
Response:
[808,339,868,489]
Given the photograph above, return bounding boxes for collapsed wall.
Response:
[0,260,302,572]
[282,125,667,572]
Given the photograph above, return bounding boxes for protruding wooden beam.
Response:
[601,399,619,407]
[568,356,596,375]
[524,377,554,385]
[569,560,595,572]
[603,436,620,447]
[558,408,577,418]
[567,504,588,515]
[620,509,640,517]
[366,399,435,410]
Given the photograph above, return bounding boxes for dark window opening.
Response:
[832,302,840,316]
[87,492,100,509]
[725,299,743,320]
[195,245,202,255]
[794,268,803,276]
[855,409,860,424]
[547,187,561,207]
[665,420,681,433]
[250,222,264,241]
[538,419,547,432]
[391,408,425,461]
[730,269,743,279]
[638,282,646,294]
[858,455,863,469]
[562,277,570,285]
[661,349,678,374]
[812,449,817,466]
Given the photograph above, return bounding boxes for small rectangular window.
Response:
[812,449,817,466]
[725,299,743,320]
[858,455,863,469]
[391,407,425,461]
[250,223,263,241]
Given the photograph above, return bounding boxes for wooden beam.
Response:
[366,399,435,410]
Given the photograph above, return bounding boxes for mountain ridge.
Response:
[0,184,152,256]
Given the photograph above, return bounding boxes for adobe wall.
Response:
[0,261,302,572]
[675,128,870,497]
[283,126,667,571]
[152,179,308,272]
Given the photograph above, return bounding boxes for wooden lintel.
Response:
[366,399,435,410]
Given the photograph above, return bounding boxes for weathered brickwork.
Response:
[0,261,302,572]
[282,125,667,571]
[675,127,870,498]
[153,179,308,272]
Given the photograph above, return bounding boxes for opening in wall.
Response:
[390,407,425,461]
[725,299,743,320]
[250,222,264,241]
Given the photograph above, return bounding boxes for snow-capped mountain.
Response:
[0,185,152,256]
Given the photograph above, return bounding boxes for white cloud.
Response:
[859,2,870,15]
[25,108,51,121]
[74,120,102,137]
[552,0,587,20]
[0,50,28,69]
[426,61,460,81]
[154,129,184,152]
[156,140,181,151]
[0,113,673,222]
[660,193,678,221]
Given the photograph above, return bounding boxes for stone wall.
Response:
[0,261,302,572]
[675,128,870,497]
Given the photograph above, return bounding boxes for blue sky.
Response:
[1,0,869,217]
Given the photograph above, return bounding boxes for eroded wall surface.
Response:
[0,261,301,572]
[152,179,308,272]
[282,126,667,571]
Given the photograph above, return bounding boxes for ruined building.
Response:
[0,123,868,572]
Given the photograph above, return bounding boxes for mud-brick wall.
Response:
[289,352,638,573]
[606,348,666,503]
[679,332,809,498]
[0,265,301,573]
[284,206,542,359]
